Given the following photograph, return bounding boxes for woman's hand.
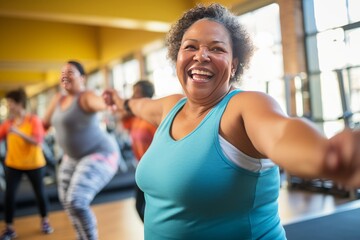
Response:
[9,126,38,145]
[325,129,360,188]
[102,89,115,106]
[102,89,124,112]
[9,126,19,134]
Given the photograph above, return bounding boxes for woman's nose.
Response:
[193,49,210,62]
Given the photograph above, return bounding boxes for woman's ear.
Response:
[80,75,87,86]
[231,58,239,77]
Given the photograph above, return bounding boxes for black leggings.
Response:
[4,166,49,224]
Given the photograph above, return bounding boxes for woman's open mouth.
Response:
[189,69,214,83]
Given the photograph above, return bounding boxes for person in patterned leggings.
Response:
[43,60,119,240]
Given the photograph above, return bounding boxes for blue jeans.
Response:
[58,152,118,240]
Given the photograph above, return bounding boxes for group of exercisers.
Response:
[1,3,360,240]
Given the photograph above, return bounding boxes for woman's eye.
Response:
[211,47,224,52]
[184,45,196,50]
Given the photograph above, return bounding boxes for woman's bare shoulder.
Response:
[231,90,280,108]
[159,94,184,108]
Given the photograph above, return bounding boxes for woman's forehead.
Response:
[62,63,79,73]
[183,19,231,43]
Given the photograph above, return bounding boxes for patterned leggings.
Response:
[58,152,118,240]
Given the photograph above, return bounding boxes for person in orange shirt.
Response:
[0,88,53,240]
[119,80,157,222]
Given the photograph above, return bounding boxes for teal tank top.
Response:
[136,90,286,240]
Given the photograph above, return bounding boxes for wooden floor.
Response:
[0,198,144,240]
[1,186,359,240]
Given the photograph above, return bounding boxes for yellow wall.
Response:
[99,27,165,65]
[0,17,99,61]
[0,0,260,97]
[0,0,194,23]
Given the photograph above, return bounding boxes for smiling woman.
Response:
[175,19,240,100]
[0,88,54,239]
[42,60,120,240]
[103,3,360,240]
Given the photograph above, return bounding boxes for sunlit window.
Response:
[303,0,360,136]
[313,0,348,31]
[319,72,343,119]
[87,70,105,95]
[347,68,360,113]
[237,3,285,111]
[112,58,140,98]
[346,29,360,66]
[348,0,360,23]
[317,29,346,71]
[144,46,182,98]
[0,98,8,121]
[32,87,58,118]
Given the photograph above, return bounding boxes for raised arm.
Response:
[103,88,183,127]
[237,91,360,187]
[42,93,62,130]
[79,90,109,113]
[245,93,326,175]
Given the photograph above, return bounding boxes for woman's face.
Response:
[176,19,238,102]
[6,99,22,118]
[60,63,85,93]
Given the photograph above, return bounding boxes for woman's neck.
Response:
[12,110,26,124]
[66,88,84,95]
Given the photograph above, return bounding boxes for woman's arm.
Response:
[79,90,109,113]
[0,121,10,141]
[10,115,45,145]
[103,88,183,127]
[42,92,62,130]
[10,126,39,145]
[238,91,360,187]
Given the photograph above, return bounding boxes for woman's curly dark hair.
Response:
[166,3,254,83]
[6,88,27,109]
